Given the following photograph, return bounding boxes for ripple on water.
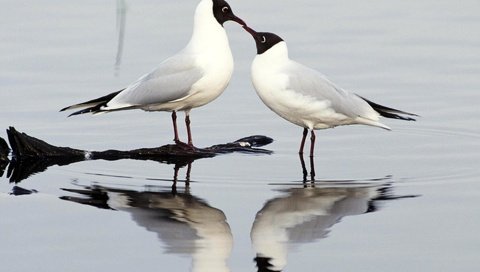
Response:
[389,125,480,186]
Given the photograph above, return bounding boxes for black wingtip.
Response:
[359,95,418,121]
[378,111,417,121]
[67,111,81,117]
[67,106,102,117]
[60,90,123,115]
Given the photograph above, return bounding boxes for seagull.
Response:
[242,26,417,157]
[61,0,246,147]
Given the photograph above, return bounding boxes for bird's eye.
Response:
[261,36,267,44]
[222,6,229,13]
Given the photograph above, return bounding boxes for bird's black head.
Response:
[243,26,284,55]
[212,0,246,26]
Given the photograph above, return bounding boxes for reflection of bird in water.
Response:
[62,185,232,272]
[251,182,416,272]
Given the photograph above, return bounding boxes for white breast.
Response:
[172,3,235,111]
[106,0,235,113]
[187,44,234,110]
[251,42,385,130]
[251,43,328,129]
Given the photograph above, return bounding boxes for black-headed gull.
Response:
[243,26,417,157]
[61,0,246,146]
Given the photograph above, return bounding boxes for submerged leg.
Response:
[171,111,180,143]
[309,130,316,158]
[299,128,308,154]
[185,111,193,146]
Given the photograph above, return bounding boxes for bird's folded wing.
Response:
[105,55,204,110]
[284,62,377,119]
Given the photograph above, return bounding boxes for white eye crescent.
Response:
[261,36,267,43]
[222,6,229,13]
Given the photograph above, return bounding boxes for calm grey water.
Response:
[1,0,480,271]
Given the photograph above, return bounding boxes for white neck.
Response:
[256,42,290,64]
[186,0,230,53]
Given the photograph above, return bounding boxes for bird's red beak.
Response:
[243,25,257,36]
[230,14,247,27]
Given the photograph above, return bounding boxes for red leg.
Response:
[299,128,308,154]
[309,130,316,157]
[171,111,180,143]
[185,113,193,146]
[299,153,308,182]
[309,155,316,181]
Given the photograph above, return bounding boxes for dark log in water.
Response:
[1,127,273,183]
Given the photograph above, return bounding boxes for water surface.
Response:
[1,1,480,271]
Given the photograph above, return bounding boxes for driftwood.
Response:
[1,126,273,183]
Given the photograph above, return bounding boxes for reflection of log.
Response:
[0,137,9,177]
[0,137,9,162]
[10,186,38,196]
[1,127,273,183]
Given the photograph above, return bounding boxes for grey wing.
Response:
[105,54,204,109]
[285,62,377,119]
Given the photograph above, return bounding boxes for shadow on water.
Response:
[55,162,417,272]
